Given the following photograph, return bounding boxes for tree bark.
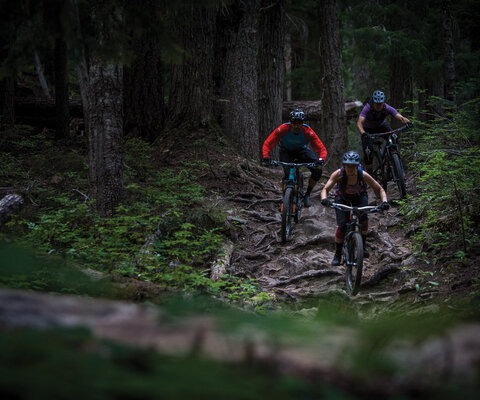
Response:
[442,0,456,104]
[83,62,124,217]
[317,0,348,166]
[257,0,285,157]
[123,15,165,142]
[54,37,70,140]
[219,0,260,160]
[167,5,216,130]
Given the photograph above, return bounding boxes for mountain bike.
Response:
[327,202,382,295]
[368,123,412,199]
[271,160,322,243]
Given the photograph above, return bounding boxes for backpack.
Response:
[337,165,367,194]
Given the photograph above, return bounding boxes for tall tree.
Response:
[257,0,285,156]
[79,61,124,217]
[443,0,456,104]
[219,0,260,159]
[167,4,216,129]
[73,0,124,216]
[318,0,347,167]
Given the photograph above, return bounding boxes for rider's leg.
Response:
[304,166,322,207]
[361,134,373,174]
[332,208,348,266]
[358,194,369,257]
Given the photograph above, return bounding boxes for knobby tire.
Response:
[294,174,304,223]
[344,232,364,295]
[281,187,294,243]
[392,153,406,198]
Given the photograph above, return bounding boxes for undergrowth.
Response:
[0,133,265,306]
[399,98,480,264]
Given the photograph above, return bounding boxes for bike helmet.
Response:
[372,90,386,103]
[342,150,361,165]
[289,109,305,123]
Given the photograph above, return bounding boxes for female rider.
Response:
[320,151,389,266]
[357,90,410,173]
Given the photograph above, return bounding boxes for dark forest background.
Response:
[1,0,480,398]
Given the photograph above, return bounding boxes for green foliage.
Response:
[400,100,480,260]
[1,132,268,306]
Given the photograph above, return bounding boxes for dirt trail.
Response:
[223,162,420,310]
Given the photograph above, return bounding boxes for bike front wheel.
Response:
[281,187,295,243]
[391,153,406,198]
[344,232,364,295]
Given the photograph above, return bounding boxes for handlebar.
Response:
[367,123,413,139]
[270,160,323,168]
[330,202,381,213]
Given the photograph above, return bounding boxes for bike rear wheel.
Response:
[281,187,295,243]
[344,232,364,295]
[391,153,406,198]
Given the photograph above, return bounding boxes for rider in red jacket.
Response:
[262,109,328,207]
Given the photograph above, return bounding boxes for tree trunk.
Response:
[219,0,260,160]
[123,19,165,141]
[167,5,216,130]
[317,0,347,168]
[1,77,15,127]
[389,55,412,128]
[84,62,124,217]
[54,37,70,140]
[442,0,456,104]
[257,0,285,157]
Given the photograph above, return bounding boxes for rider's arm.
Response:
[356,116,367,135]
[304,126,328,160]
[261,124,287,158]
[363,171,387,202]
[320,169,341,200]
[356,104,369,134]
[394,112,410,124]
[386,104,410,125]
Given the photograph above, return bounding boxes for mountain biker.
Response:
[262,109,328,208]
[320,150,389,266]
[356,90,410,173]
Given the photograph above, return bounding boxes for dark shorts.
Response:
[279,147,322,181]
[334,193,369,232]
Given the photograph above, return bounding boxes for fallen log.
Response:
[282,100,363,120]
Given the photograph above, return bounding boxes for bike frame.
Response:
[369,124,411,198]
[271,160,319,242]
[330,202,380,295]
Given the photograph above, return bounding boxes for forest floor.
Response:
[159,128,480,317]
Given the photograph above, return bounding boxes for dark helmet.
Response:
[289,109,305,123]
[372,90,386,103]
[342,150,360,165]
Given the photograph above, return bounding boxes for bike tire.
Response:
[294,174,304,223]
[373,150,387,191]
[392,153,407,198]
[344,232,364,295]
[281,187,295,243]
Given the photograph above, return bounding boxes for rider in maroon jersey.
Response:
[262,109,328,208]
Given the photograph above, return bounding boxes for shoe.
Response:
[303,194,311,208]
[331,254,341,267]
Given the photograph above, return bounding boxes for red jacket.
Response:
[262,123,328,160]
